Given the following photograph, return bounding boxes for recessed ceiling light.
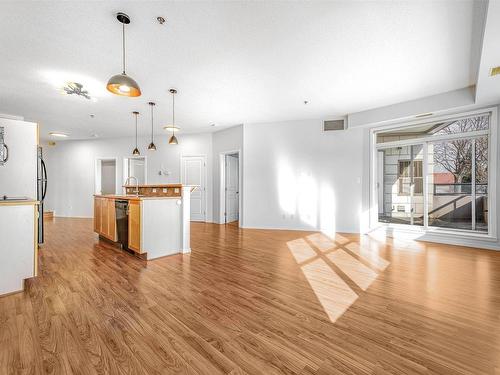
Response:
[49,132,69,137]
[163,125,180,132]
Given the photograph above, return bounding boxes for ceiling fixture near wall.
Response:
[49,132,68,138]
[168,89,179,145]
[132,111,140,155]
[63,82,91,99]
[106,13,141,97]
[148,102,157,150]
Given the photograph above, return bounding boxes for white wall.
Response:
[44,133,213,218]
[242,120,365,234]
[212,125,243,224]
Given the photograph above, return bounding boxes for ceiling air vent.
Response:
[323,119,345,131]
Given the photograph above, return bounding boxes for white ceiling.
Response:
[0,1,478,140]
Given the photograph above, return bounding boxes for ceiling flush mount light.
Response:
[168,89,179,145]
[162,125,180,132]
[148,102,157,150]
[132,111,140,155]
[107,13,141,97]
[49,132,69,137]
[63,82,91,99]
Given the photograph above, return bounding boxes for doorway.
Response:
[180,155,207,222]
[95,158,117,195]
[220,151,241,224]
[123,156,147,187]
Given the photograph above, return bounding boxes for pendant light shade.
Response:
[107,13,141,97]
[168,134,178,145]
[168,88,179,145]
[148,102,157,150]
[132,111,140,155]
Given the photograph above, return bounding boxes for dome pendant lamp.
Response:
[132,111,140,155]
[106,13,141,97]
[168,89,179,145]
[147,102,157,150]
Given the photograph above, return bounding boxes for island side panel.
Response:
[181,187,191,253]
[142,199,182,259]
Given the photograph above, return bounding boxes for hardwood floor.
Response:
[1,218,500,374]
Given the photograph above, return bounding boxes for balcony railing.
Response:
[433,183,488,196]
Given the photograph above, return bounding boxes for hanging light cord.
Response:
[151,104,154,143]
[135,113,138,148]
[122,22,126,74]
[172,92,175,135]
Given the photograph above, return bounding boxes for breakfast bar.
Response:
[93,184,196,260]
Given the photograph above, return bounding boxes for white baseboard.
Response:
[54,215,93,219]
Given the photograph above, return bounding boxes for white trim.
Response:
[180,154,208,222]
[376,129,489,150]
[219,149,242,226]
[369,106,498,248]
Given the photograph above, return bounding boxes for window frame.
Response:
[397,159,423,196]
[370,107,497,242]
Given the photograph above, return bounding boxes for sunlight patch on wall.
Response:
[277,158,297,215]
[298,172,317,227]
[319,184,336,237]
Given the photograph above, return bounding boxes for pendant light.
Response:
[147,102,157,150]
[168,89,179,145]
[132,111,140,155]
[106,13,141,97]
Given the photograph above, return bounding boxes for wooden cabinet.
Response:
[128,200,142,253]
[93,197,117,242]
[94,197,102,233]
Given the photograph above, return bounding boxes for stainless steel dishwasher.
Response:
[115,200,129,251]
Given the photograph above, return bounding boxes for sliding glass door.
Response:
[375,111,491,234]
[378,144,424,226]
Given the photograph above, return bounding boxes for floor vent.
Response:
[323,119,345,131]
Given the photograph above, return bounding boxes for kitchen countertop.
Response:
[0,199,39,206]
[94,194,180,201]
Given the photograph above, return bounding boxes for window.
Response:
[398,160,423,195]
[375,110,494,235]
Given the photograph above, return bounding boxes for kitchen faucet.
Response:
[125,176,139,196]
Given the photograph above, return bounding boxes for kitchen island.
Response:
[93,184,196,260]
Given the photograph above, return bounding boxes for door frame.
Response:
[180,154,208,222]
[123,156,148,189]
[219,150,242,226]
[94,157,119,195]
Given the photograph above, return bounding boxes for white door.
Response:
[181,156,206,222]
[225,154,239,223]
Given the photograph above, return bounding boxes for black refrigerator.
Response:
[37,146,47,244]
